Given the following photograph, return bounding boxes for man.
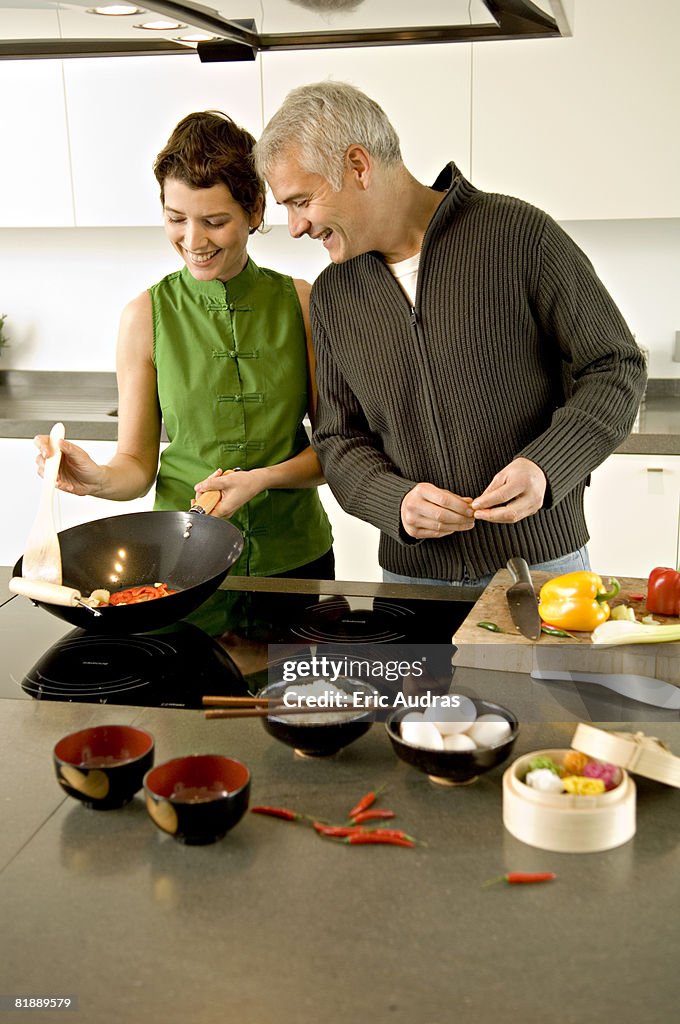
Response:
[254,81,646,591]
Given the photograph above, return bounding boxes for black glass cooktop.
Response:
[0,578,472,709]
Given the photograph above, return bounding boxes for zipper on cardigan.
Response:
[409,307,418,329]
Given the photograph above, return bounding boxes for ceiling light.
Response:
[174,32,220,45]
[135,20,186,31]
[87,5,144,16]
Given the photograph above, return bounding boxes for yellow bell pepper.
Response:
[537,572,620,632]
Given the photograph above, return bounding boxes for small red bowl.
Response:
[54,724,154,810]
[144,754,250,845]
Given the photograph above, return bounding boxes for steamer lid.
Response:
[571,723,680,788]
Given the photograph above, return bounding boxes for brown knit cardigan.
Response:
[310,164,647,580]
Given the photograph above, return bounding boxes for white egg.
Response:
[466,714,512,749]
[423,695,478,735]
[443,733,477,751]
[400,712,426,724]
[400,721,445,750]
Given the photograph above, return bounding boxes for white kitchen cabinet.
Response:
[1,439,156,568]
[260,44,472,225]
[584,454,680,578]
[471,0,680,219]
[0,61,74,227]
[64,56,263,227]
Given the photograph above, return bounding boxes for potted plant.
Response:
[0,313,8,355]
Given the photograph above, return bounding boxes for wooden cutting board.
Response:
[452,569,680,683]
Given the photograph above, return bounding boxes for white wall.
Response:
[560,219,680,379]
[0,224,329,371]
[1,217,679,375]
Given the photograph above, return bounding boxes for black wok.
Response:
[13,510,244,634]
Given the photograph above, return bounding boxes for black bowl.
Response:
[258,677,378,757]
[14,510,243,633]
[386,699,519,786]
[54,724,155,809]
[144,755,250,845]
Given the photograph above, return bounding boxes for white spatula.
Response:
[22,421,65,585]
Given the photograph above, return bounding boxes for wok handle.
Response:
[190,489,222,515]
[10,575,82,607]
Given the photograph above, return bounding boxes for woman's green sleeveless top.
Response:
[149,258,332,576]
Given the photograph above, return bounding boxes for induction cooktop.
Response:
[0,577,472,709]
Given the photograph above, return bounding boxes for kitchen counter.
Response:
[1,371,679,454]
[1,677,679,1021]
[0,370,119,441]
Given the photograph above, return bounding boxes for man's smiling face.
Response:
[266,150,373,264]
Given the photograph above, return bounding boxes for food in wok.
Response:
[11,510,244,633]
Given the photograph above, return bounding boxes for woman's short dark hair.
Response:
[154,111,265,229]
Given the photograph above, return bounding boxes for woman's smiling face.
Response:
[162,178,260,282]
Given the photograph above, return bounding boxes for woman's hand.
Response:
[34,435,104,496]
[194,468,266,519]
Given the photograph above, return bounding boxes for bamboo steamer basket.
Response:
[503,725,680,854]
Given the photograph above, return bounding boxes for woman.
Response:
[35,111,333,593]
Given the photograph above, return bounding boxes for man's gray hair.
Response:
[254,81,402,191]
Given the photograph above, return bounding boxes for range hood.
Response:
[0,0,573,61]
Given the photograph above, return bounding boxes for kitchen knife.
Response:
[506,556,541,640]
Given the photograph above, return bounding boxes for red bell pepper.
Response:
[646,567,680,617]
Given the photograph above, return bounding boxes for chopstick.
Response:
[202,695,353,711]
[202,695,271,707]
[202,694,358,720]
[205,707,293,719]
[204,706,357,720]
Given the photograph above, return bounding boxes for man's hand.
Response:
[401,483,475,539]
[471,458,546,523]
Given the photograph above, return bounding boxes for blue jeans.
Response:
[383,546,591,589]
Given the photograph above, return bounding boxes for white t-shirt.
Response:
[386,251,420,305]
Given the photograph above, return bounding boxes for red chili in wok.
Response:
[109,582,178,605]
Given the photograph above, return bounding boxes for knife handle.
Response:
[507,556,533,586]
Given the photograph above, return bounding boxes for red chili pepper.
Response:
[250,805,303,822]
[345,832,415,848]
[351,809,396,824]
[483,871,556,887]
[109,583,177,605]
[364,828,418,842]
[540,622,578,639]
[347,784,385,819]
[314,824,366,838]
[646,567,680,617]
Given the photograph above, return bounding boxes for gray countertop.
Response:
[1,557,679,1022]
[0,371,119,441]
[0,663,678,1020]
[1,371,679,454]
